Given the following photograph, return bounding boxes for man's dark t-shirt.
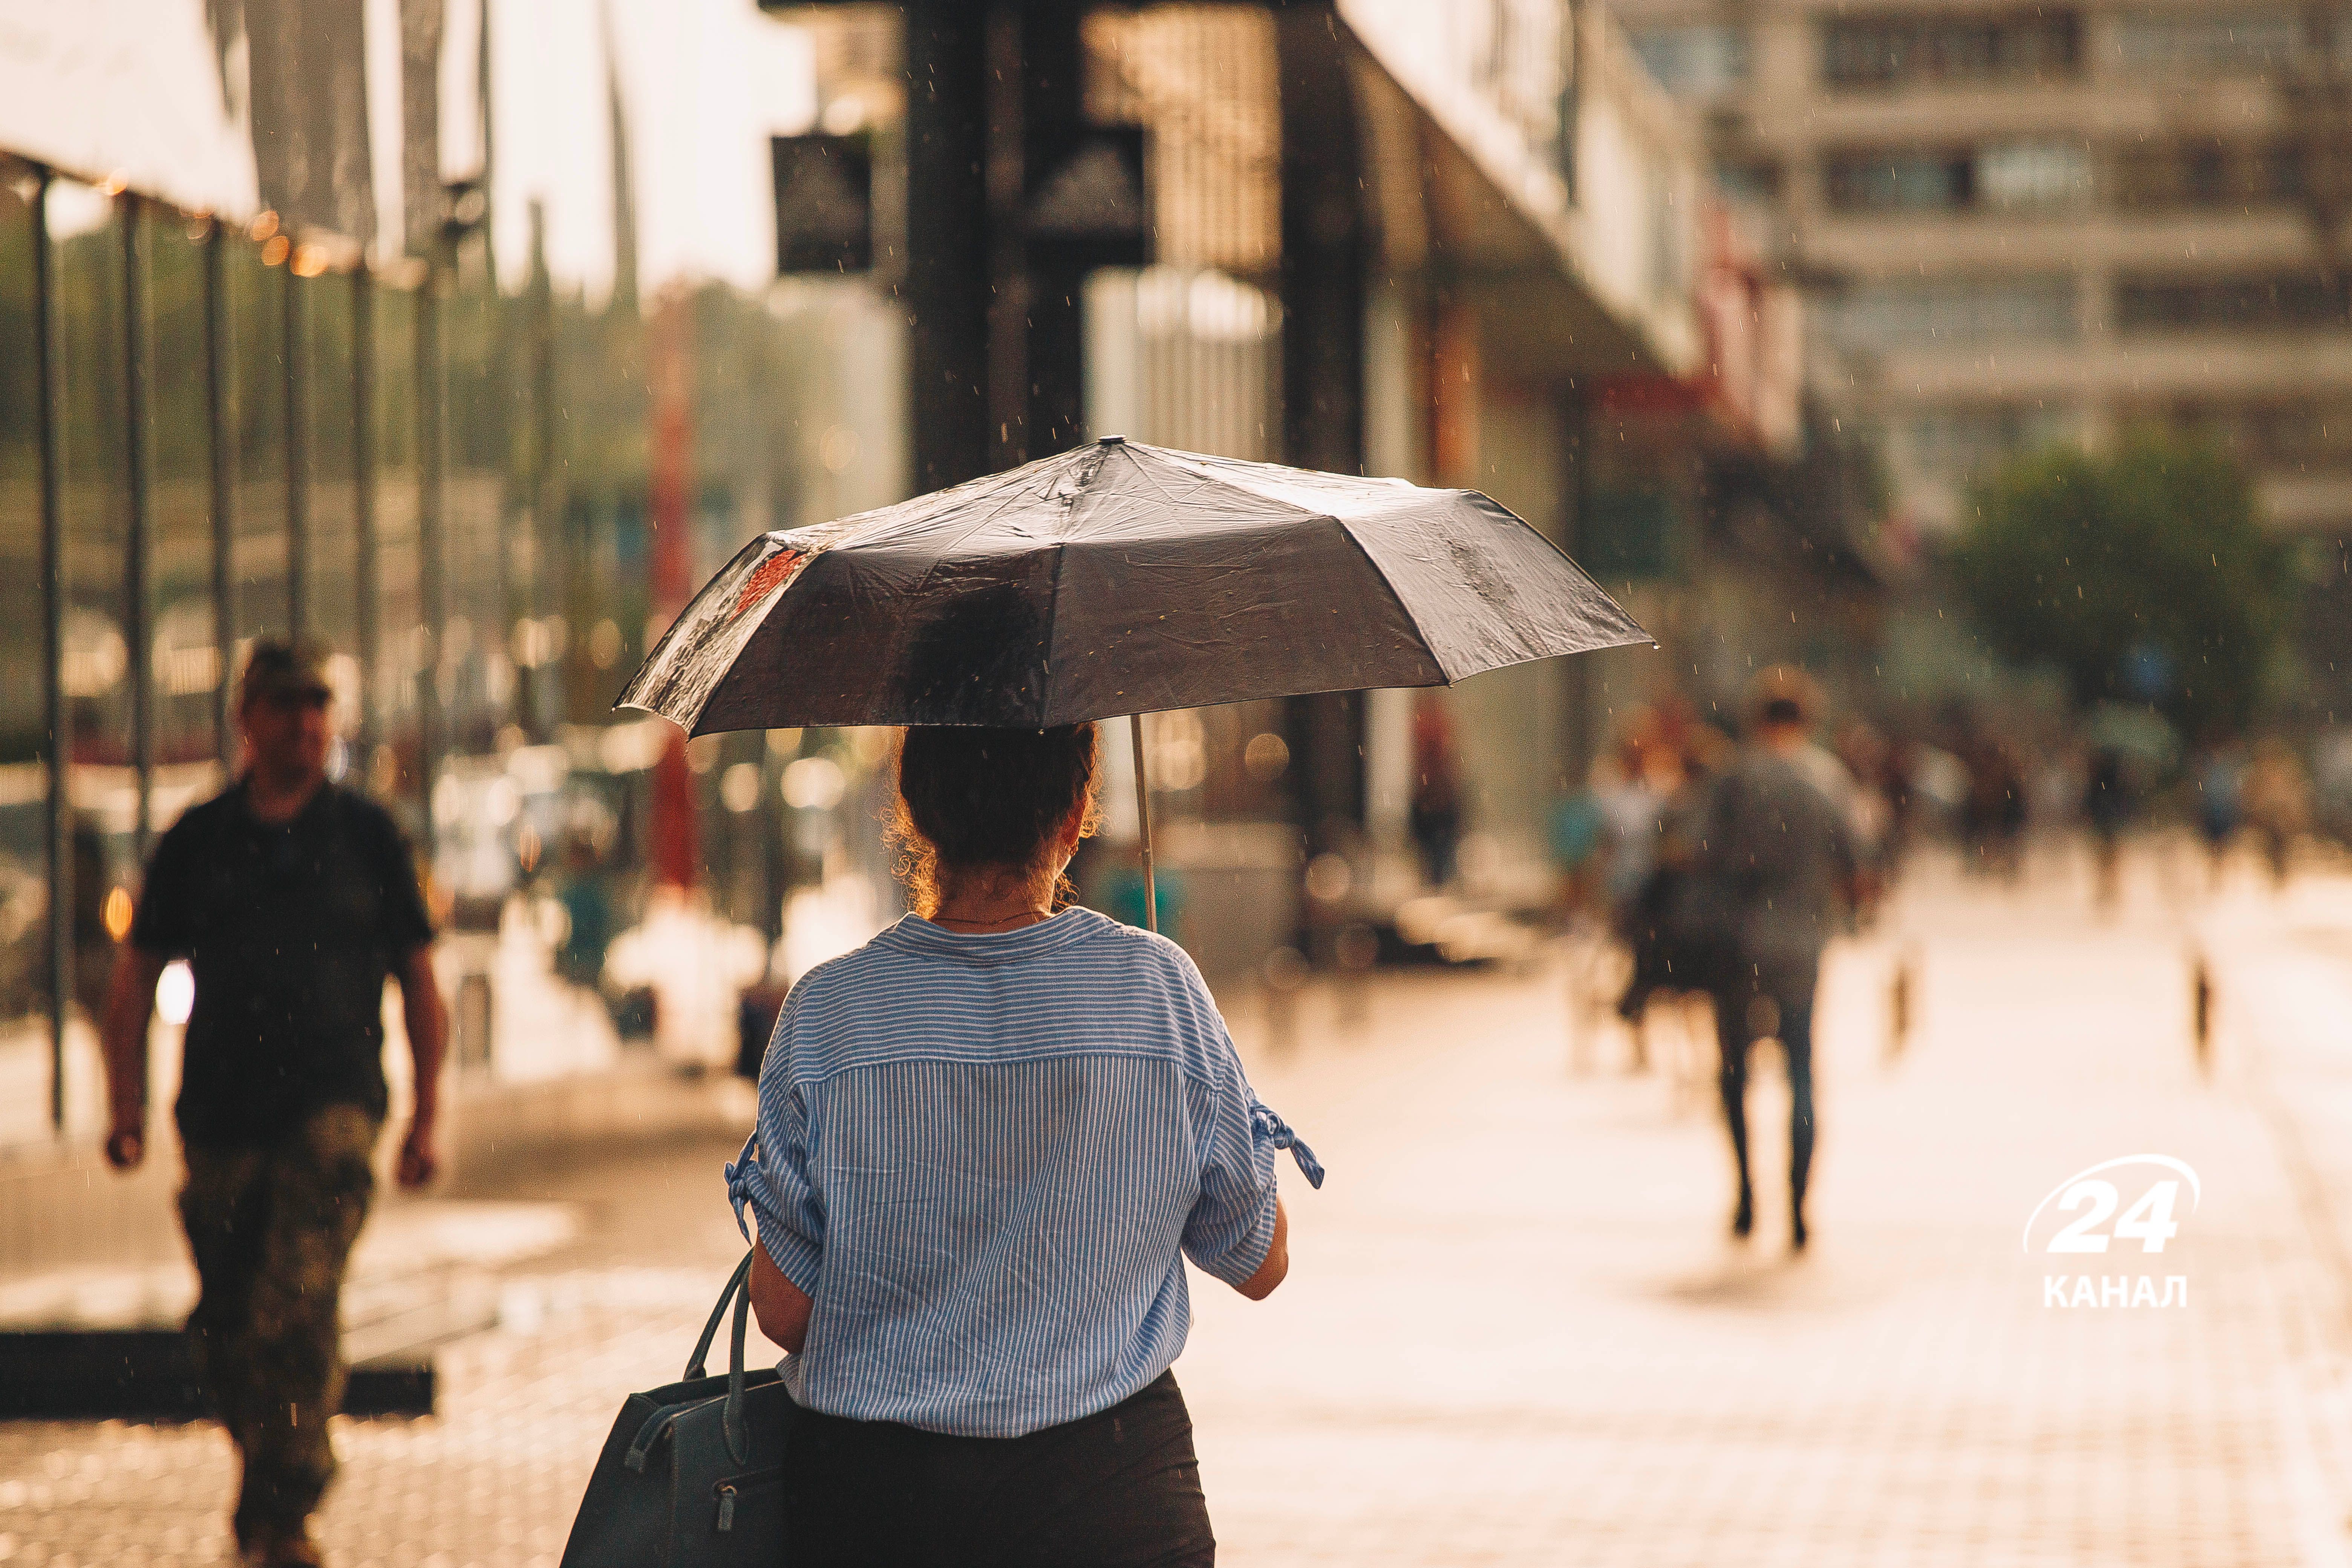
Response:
[130,782,435,1145]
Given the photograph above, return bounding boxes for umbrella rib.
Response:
[1323,511,1465,685]
[896,459,1073,600]
[1041,536,1070,725]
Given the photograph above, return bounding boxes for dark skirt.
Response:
[782,1368,1215,1568]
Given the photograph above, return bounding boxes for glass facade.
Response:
[0,168,47,1143]
[0,158,901,1141]
[1825,142,2092,215]
[1821,9,2081,89]
[2115,272,2352,333]
[1822,276,2080,351]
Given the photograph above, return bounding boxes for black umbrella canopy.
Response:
[617,437,1649,734]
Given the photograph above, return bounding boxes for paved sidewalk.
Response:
[1182,853,2352,1566]
[5,853,2352,1566]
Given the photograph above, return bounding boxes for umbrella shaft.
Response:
[1130,714,1157,934]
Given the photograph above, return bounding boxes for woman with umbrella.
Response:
[629,438,1643,1560]
[725,720,1314,1561]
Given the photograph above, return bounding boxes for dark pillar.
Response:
[1277,6,1368,850]
[983,6,1029,469]
[525,201,557,740]
[1278,8,1365,480]
[121,195,155,868]
[285,264,308,638]
[33,168,70,1132]
[1560,382,1597,789]
[354,267,378,761]
[1022,0,1089,458]
[905,2,993,489]
[204,223,236,767]
[416,264,448,852]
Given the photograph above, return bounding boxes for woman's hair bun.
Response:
[888,724,1101,914]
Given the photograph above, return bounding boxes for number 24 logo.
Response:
[2022,1155,2203,1255]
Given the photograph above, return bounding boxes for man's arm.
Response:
[393,945,448,1189]
[99,947,169,1170]
[1236,1196,1289,1300]
[747,1239,815,1354]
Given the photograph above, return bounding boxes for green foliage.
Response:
[1950,431,2295,737]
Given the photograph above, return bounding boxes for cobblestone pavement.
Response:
[7,850,2352,1566]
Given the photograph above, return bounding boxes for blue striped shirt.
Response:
[725,906,1323,1438]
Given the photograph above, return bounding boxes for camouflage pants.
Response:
[179,1104,381,1541]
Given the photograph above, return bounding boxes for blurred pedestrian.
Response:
[727,723,1318,1564]
[96,640,446,1568]
[1834,718,1897,888]
[552,831,616,991]
[1960,727,2027,880]
[1594,719,1671,916]
[2194,741,2245,889]
[1614,723,1716,1021]
[1103,839,1188,941]
[2084,745,2132,911]
[2241,737,2311,890]
[1614,723,1732,1080]
[1409,695,1463,888]
[1700,668,1859,1251]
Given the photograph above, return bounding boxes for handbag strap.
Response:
[722,1253,752,1465]
[685,1250,756,1381]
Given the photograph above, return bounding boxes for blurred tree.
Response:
[1951,432,2294,737]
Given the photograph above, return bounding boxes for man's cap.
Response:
[239,638,336,706]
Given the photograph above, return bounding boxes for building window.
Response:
[2110,138,2305,210]
[1825,141,2090,214]
[1823,276,2080,352]
[1977,141,2093,209]
[1822,9,2081,89]
[1827,150,1973,212]
[1715,158,1782,205]
[2114,272,2352,332]
[2115,8,2309,72]
[1628,24,1752,101]
[2118,398,2352,468]
[1903,403,2077,485]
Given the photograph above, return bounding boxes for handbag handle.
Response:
[685,1250,756,1381]
[675,1249,759,1467]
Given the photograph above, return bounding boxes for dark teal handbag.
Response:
[560,1251,796,1566]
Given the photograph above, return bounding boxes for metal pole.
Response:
[284,256,308,638]
[353,268,378,764]
[1130,713,1157,933]
[527,201,554,740]
[32,167,72,1134]
[416,262,448,853]
[204,222,236,767]
[122,193,155,869]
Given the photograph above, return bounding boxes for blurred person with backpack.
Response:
[1698,668,1860,1251]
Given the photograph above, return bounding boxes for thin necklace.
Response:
[932,906,1052,931]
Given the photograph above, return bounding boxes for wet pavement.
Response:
[6,845,2352,1566]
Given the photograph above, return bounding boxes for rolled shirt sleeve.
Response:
[1182,1041,1323,1288]
[727,1016,826,1296]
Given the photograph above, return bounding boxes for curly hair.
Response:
[886,724,1103,916]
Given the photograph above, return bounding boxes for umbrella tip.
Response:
[1097,433,1126,445]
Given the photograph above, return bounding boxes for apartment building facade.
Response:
[1609,0,2352,561]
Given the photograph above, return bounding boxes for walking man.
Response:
[1702,669,1860,1251]
[98,640,447,1568]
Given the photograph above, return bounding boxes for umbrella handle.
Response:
[1130,713,1158,934]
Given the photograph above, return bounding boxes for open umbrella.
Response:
[618,436,1649,928]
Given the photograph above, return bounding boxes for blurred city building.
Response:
[0,0,1864,1279]
[1610,0,2352,709]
